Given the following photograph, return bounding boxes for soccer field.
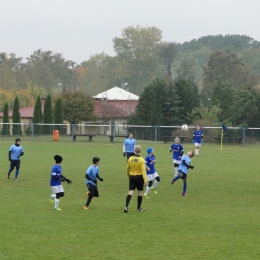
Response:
[0,138,259,260]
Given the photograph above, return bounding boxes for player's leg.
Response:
[182,175,187,196]
[171,170,182,184]
[151,173,160,193]
[195,143,200,156]
[14,161,21,180]
[173,161,179,177]
[124,176,136,212]
[54,186,64,210]
[85,184,95,208]
[144,174,153,199]
[7,160,16,178]
[136,176,145,211]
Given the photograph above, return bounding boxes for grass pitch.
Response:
[0,137,259,260]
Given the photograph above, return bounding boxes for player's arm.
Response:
[140,159,147,183]
[123,143,126,157]
[145,159,150,171]
[96,174,104,181]
[8,151,11,161]
[17,152,24,158]
[86,170,97,184]
[59,174,72,184]
[169,146,173,155]
[126,160,130,178]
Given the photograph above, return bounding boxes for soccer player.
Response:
[192,125,203,156]
[83,157,104,210]
[123,133,136,161]
[171,150,194,196]
[7,138,24,180]
[124,145,147,213]
[144,147,160,199]
[169,137,184,177]
[50,155,72,211]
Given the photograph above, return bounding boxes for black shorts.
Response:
[178,170,187,180]
[129,175,144,191]
[87,183,99,197]
[126,152,135,159]
[10,160,21,169]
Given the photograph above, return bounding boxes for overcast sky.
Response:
[1,0,260,64]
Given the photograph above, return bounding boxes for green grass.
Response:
[0,138,259,260]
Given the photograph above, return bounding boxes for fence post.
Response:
[31,123,34,142]
[155,126,157,142]
[71,124,74,142]
[242,127,246,146]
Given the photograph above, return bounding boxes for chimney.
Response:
[41,98,45,113]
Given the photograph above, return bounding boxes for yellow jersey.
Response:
[126,155,147,182]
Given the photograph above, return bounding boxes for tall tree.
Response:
[12,96,22,135]
[61,91,96,124]
[54,97,64,133]
[43,94,53,134]
[32,96,42,134]
[1,103,10,135]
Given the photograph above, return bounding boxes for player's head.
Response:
[54,155,63,164]
[93,157,100,165]
[134,145,141,155]
[15,138,21,146]
[187,150,194,158]
[196,125,200,130]
[147,147,154,155]
[174,137,180,144]
[128,133,133,139]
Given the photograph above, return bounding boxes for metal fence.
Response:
[0,123,260,144]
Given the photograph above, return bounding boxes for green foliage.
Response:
[12,96,22,135]
[1,103,10,135]
[54,97,64,134]
[43,94,53,134]
[32,96,42,134]
[62,91,96,124]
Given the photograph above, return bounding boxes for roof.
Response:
[0,106,34,118]
[93,86,139,100]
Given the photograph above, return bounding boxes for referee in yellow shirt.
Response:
[124,145,148,213]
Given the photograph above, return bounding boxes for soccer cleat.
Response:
[54,208,62,211]
[143,193,149,199]
[86,192,89,198]
[83,206,88,210]
[124,207,128,213]
[171,179,175,185]
[151,187,157,194]
[137,208,145,212]
[14,178,17,180]
[7,176,10,179]
[182,193,187,197]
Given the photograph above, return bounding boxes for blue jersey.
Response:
[178,154,191,174]
[170,143,184,160]
[145,155,156,174]
[193,130,203,143]
[50,164,62,186]
[9,144,24,160]
[86,165,99,186]
[124,138,136,153]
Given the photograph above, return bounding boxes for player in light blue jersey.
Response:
[144,147,160,199]
[171,150,194,196]
[83,157,104,210]
[192,125,203,156]
[123,133,136,161]
[7,138,24,180]
[169,137,184,177]
[50,155,72,211]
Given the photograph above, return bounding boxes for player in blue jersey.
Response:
[7,138,24,180]
[144,147,160,199]
[171,150,194,196]
[50,155,72,211]
[83,157,104,210]
[169,137,184,177]
[123,133,136,161]
[192,125,203,156]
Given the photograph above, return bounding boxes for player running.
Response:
[169,137,184,177]
[50,155,72,211]
[144,147,161,199]
[192,125,203,156]
[83,157,104,210]
[171,150,194,197]
[123,133,136,161]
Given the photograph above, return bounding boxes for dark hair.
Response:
[15,138,21,143]
[54,155,63,163]
[93,157,100,164]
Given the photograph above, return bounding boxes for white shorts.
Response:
[147,172,159,181]
[194,143,201,147]
[51,185,64,194]
[173,159,181,164]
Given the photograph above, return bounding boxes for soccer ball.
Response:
[182,124,189,131]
